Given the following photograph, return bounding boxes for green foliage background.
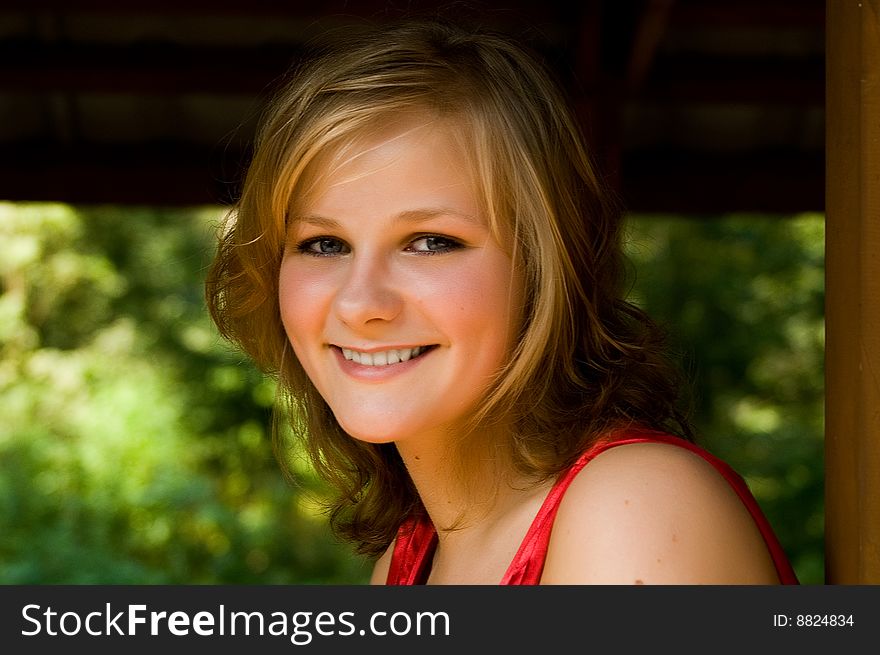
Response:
[0,203,824,584]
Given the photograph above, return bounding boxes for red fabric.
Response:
[386,429,800,585]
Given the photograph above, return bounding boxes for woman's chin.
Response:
[334,417,402,445]
[346,431,399,446]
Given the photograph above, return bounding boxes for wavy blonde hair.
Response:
[206,19,692,556]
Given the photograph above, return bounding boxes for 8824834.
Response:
[773,614,854,628]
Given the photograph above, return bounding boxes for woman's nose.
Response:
[332,254,404,328]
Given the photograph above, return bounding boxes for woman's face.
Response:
[278,118,523,447]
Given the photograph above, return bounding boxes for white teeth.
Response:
[341,346,426,366]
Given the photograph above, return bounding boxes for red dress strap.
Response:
[385,513,437,585]
[386,429,799,585]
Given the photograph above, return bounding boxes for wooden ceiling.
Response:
[0,0,825,213]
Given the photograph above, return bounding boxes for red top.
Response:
[386,429,800,584]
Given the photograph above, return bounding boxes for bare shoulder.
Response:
[540,441,780,584]
[369,540,394,585]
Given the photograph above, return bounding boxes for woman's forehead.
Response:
[293,113,485,208]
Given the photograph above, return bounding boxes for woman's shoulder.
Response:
[540,438,781,584]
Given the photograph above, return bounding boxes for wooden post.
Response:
[825,0,880,584]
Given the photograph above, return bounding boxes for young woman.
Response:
[206,19,798,585]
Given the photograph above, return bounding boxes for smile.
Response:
[338,346,434,366]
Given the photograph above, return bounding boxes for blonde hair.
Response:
[206,19,691,556]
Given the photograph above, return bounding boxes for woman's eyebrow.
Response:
[292,214,340,229]
[395,208,480,225]
[292,208,481,228]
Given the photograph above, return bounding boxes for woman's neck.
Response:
[394,424,556,584]
[394,424,533,539]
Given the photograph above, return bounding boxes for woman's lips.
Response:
[331,345,437,379]
[339,345,434,366]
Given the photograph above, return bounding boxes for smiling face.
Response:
[278,116,523,448]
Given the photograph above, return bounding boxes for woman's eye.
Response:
[408,235,462,254]
[298,237,349,256]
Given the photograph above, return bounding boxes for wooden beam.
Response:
[570,0,623,192]
[640,55,824,104]
[0,0,412,17]
[825,0,880,584]
[0,0,565,22]
[672,0,825,27]
[626,0,675,92]
[0,142,822,213]
[0,143,246,206]
[0,42,295,94]
[0,45,823,105]
[621,149,823,213]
